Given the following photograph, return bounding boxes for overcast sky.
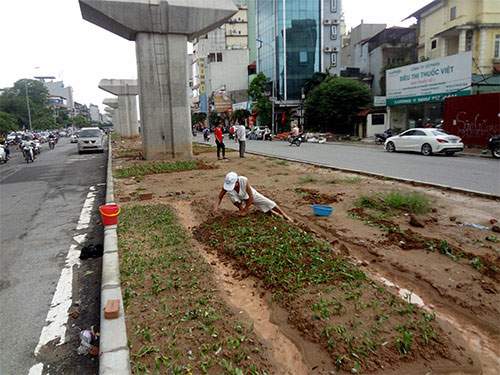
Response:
[0,0,430,112]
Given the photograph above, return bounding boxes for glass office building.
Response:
[256,0,322,101]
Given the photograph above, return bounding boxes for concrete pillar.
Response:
[103,98,121,135]
[136,33,191,159]
[99,79,139,138]
[79,0,238,160]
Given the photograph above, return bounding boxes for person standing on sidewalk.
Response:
[214,122,227,160]
[235,122,246,158]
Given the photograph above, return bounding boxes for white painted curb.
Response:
[99,136,131,374]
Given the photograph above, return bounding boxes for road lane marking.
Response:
[34,186,97,357]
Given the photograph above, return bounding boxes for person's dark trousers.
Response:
[239,140,246,158]
[215,139,225,159]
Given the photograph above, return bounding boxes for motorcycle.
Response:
[488,135,500,159]
[49,139,56,150]
[31,141,41,156]
[23,144,34,163]
[289,134,305,147]
[374,129,394,145]
[0,145,7,164]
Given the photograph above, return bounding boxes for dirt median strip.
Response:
[194,212,477,373]
[113,136,499,373]
[118,204,274,374]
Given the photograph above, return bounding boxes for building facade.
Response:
[256,0,343,102]
[408,0,500,82]
[192,0,250,113]
[382,0,500,133]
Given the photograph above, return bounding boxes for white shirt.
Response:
[236,125,246,141]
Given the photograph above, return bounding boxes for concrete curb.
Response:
[321,141,490,159]
[195,140,499,200]
[99,137,131,374]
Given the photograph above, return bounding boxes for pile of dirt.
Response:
[295,188,344,204]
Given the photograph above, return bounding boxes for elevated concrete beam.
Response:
[80,0,237,159]
[99,79,139,137]
[79,0,238,41]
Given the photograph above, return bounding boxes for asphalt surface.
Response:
[0,139,106,374]
[197,135,500,196]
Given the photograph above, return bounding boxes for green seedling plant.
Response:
[195,212,447,372]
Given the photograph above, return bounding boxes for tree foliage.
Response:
[304,77,371,134]
[0,111,19,134]
[72,115,91,128]
[231,109,250,124]
[191,112,207,126]
[248,73,272,126]
[0,79,56,130]
[209,111,222,126]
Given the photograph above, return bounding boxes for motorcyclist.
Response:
[202,127,210,142]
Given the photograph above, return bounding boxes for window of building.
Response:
[465,30,473,51]
[216,52,223,62]
[330,25,337,40]
[299,51,308,64]
[450,6,457,21]
[331,0,337,12]
[495,34,500,58]
[330,52,337,67]
[431,39,438,50]
[208,53,216,63]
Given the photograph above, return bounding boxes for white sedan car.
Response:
[77,127,104,154]
[385,128,464,156]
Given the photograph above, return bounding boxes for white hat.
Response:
[223,172,238,191]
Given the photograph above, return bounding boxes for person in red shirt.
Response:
[214,122,227,160]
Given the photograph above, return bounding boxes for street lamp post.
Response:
[24,82,32,131]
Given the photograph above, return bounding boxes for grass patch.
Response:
[298,175,317,184]
[356,191,431,215]
[194,213,448,372]
[274,160,289,166]
[119,205,271,374]
[115,160,215,178]
[330,176,362,184]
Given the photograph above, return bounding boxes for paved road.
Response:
[0,140,106,374]
[197,135,500,196]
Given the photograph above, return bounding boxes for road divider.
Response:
[99,137,131,374]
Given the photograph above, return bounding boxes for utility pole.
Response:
[25,82,32,131]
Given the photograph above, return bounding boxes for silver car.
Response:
[77,127,104,154]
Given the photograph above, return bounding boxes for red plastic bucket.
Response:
[99,204,121,226]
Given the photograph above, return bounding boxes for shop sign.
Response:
[386,52,472,106]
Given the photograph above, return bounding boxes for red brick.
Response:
[104,299,120,319]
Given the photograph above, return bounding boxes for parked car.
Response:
[488,135,500,159]
[77,127,104,154]
[385,128,463,156]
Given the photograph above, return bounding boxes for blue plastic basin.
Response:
[311,204,334,217]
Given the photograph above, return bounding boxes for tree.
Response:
[191,112,207,126]
[303,72,329,96]
[231,109,250,124]
[0,111,19,134]
[209,111,221,126]
[304,77,371,134]
[72,115,91,128]
[248,73,272,126]
[0,79,51,129]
